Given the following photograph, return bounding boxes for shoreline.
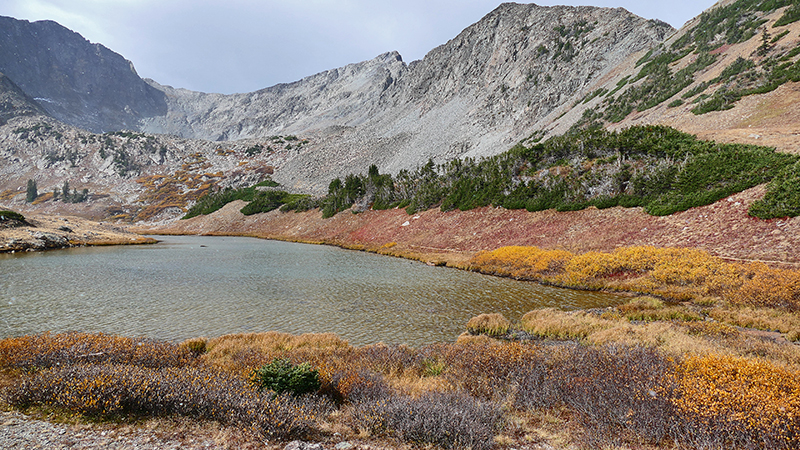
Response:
[0,213,157,253]
[138,186,800,269]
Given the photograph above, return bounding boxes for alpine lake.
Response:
[1,235,624,346]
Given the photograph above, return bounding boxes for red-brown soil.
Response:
[144,184,800,269]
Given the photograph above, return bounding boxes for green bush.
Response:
[240,190,288,216]
[750,160,800,219]
[251,358,321,396]
[183,186,257,219]
[0,210,28,225]
[774,3,800,27]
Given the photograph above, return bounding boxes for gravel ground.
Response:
[0,410,268,450]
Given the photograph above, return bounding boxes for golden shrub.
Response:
[470,245,800,310]
[470,246,573,279]
[731,263,800,310]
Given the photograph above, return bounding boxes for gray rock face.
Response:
[0,4,674,201]
[0,16,167,133]
[140,51,406,141]
[0,71,48,125]
[140,3,673,191]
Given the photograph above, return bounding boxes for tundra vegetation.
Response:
[2,308,798,449]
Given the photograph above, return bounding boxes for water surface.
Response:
[1,236,622,346]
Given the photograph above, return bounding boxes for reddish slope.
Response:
[147,184,800,268]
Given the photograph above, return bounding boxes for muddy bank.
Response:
[0,213,156,253]
[143,185,800,268]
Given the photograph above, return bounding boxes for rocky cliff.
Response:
[0,16,167,133]
[140,3,673,191]
[0,71,48,125]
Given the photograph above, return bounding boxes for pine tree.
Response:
[25,179,38,202]
[62,180,71,202]
[758,27,772,56]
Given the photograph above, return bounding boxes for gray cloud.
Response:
[2,1,718,94]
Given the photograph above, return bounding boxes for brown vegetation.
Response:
[2,330,798,449]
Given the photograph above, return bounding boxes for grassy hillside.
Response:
[575,0,800,127]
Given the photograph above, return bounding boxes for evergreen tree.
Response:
[25,179,38,203]
[62,180,71,202]
[758,27,772,56]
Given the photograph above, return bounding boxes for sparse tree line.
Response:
[182,125,800,222]
[25,179,89,204]
[320,125,800,220]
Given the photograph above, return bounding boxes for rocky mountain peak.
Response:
[0,15,167,133]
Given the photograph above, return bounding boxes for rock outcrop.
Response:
[0,72,48,125]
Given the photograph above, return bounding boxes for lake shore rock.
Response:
[0,213,156,253]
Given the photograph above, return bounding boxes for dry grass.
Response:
[466,313,512,336]
[471,245,800,309]
[520,308,617,340]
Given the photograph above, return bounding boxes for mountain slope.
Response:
[258,3,673,191]
[0,71,48,125]
[0,16,167,133]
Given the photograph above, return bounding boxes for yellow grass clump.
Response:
[470,245,800,310]
[465,313,511,336]
[519,308,617,341]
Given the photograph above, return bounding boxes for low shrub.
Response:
[0,210,27,225]
[250,358,321,396]
[3,330,799,448]
[324,369,392,404]
[3,363,326,440]
[470,245,800,310]
[0,332,198,371]
[348,392,503,450]
[668,354,800,449]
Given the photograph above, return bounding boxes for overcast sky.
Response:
[3,0,719,94]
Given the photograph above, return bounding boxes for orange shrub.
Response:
[470,246,573,279]
[731,262,800,311]
[669,354,800,449]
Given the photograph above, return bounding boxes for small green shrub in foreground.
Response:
[0,210,28,224]
[251,358,321,396]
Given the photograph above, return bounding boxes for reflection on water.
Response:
[0,235,623,346]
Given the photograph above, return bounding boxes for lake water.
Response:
[0,235,623,346]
